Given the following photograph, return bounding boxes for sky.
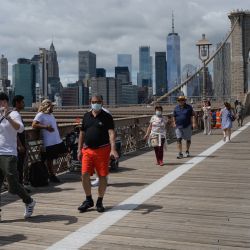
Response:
[0,0,249,86]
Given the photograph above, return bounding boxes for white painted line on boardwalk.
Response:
[47,122,248,249]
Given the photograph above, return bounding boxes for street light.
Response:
[196,34,212,99]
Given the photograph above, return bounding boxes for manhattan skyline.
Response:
[0,0,249,86]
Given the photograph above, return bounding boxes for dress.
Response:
[221,108,232,129]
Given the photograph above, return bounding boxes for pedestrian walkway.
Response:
[1,118,250,249]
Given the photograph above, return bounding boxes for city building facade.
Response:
[167,14,181,92]
[137,46,152,87]
[79,51,96,81]
[155,52,167,96]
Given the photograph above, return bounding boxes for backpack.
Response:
[29,161,49,187]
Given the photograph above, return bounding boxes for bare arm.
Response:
[144,123,152,139]
[77,130,84,161]
[192,111,197,128]
[108,129,119,159]
[5,115,22,130]
[32,120,54,132]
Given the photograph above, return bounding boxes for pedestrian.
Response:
[91,98,112,187]
[173,96,197,159]
[77,95,119,213]
[0,92,36,219]
[220,102,234,142]
[144,105,167,166]
[12,95,29,187]
[32,99,67,183]
[235,101,244,127]
[202,99,212,135]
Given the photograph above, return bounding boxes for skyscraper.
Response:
[117,54,132,81]
[167,13,181,92]
[115,66,130,84]
[48,42,59,78]
[137,46,152,87]
[47,42,61,101]
[155,52,167,96]
[0,54,8,80]
[79,51,96,81]
[12,58,35,107]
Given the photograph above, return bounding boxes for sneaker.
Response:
[78,199,94,213]
[24,200,36,219]
[177,153,183,159]
[96,203,105,213]
[91,178,99,187]
[185,151,190,158]
[49,175,60,183]
[159,160,164,166]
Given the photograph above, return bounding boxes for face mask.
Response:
[155,111,162,116]
[91,103,102,111]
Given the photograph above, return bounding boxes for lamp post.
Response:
[196,34,212,100]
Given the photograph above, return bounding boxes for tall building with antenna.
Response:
[167,13,181,92]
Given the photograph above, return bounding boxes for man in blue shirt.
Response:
[173,96,197,159]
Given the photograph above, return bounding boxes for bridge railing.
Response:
[25,111,205,170]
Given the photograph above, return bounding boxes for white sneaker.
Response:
[24,200,36,219]
[91,178,99,187]
[91,176,109,187]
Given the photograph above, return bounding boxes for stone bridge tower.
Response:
[228,10,250,101]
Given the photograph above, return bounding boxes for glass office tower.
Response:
[137,46,152,87]
[167,14,181,92]
[117,54,132,81]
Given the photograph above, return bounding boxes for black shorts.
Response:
[43,142,68,160]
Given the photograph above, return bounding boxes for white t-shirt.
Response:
[0,111,24,156]
[33,112,62,147]
[150,115,167,134]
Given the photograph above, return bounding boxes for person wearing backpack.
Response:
[0,92,36,219]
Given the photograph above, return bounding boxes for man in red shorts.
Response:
[77,95,119,213]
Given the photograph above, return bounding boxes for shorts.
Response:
[43,142,68,160]
[81,145,111,177]
[175,125,192,140]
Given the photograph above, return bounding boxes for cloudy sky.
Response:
[0,0,249,85]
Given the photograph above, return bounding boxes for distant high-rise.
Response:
[182,64,199,97]
[155,52,167,95]
[167,13,181,92]
[39,48,49,100]
[117,54,132,81]
[90,77,121,105]
[48,42,59,78]
[13,58,35,107]
[137,46,152,87]
[0,54,8,80]
[47,42,61,101]
[115,66,130,84]
[213,42,231,98]
[79,51,96,81]
[96,68,106,78]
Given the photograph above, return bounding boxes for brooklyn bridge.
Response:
[1,10,250,250]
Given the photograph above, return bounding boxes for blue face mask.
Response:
[155,111,162,116]
[91,103,102,111]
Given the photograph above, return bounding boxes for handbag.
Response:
[150,137,159,147]
[150,135,159,147]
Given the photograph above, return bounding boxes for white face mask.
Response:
[91,103,102,111]
[155,111,162,116]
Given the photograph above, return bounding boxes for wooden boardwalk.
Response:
[1,117,250,249]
